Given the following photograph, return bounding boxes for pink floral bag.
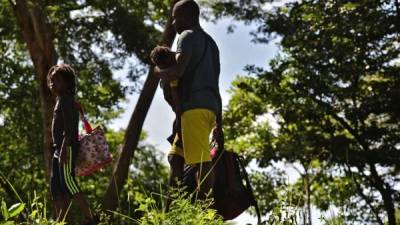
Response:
[75,102,112,176]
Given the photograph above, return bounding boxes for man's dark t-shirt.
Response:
[176,26,221,115]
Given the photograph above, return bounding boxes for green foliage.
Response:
[2,0,399,223]
[0,0,175,224]
[0,190,65,225]
[249,169,286,216]
[1,188,226,225]
[1,201,25,223]
[322,213,347,225]
[263,187,300,225]
[0,127,168,224]
[205,0,400,223]
[0,0,171,221]
[137,189,225,225]
[72,129,169,223]
[223,76,274,161]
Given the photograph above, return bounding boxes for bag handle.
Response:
[237,155,262,225]
[75,101,93,134]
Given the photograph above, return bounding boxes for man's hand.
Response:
[154,66,163,79]
[153,52,191,81]
[213,125,224,149]
[154,66,173,81]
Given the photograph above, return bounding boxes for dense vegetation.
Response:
[1,0,399,224]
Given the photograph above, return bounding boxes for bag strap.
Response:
[237,155,262,225]
[75,101,93,134]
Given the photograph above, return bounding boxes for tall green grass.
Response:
[135,188,225,225]
[1,173,348,225]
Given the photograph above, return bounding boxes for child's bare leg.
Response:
[63,196,73,224]
[166,154,184,211]
[72,192,93,220]
[53,197,64,220]
[168,154,185,187]
[54,195,71,222]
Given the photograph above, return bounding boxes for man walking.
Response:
[155,0,222,199]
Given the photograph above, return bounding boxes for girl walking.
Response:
[47,64,97,225]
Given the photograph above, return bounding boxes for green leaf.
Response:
[341,2,359,12]
[1,200,9,220]
[8,203,25,218]
[30,209,38,219]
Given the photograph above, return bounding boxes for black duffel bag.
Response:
[182,143,261,223]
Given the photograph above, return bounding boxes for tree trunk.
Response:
[347,165,384,225]
[101,0,179,211]
[11,0,58,179]
[304,170,312,225]
[301,164,312,225]
[370,164,396,225]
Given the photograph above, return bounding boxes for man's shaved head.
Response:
[172,0,200,33]
[173,0,200,22]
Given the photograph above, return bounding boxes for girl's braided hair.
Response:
[47,64,77,95]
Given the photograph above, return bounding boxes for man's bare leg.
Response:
[196,161,215,200]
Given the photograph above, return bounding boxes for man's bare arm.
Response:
[154,52,191,81]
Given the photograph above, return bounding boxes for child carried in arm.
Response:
[150,46,186,212]
[150,45,183,148]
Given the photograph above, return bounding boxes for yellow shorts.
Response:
[169,109,216,165]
